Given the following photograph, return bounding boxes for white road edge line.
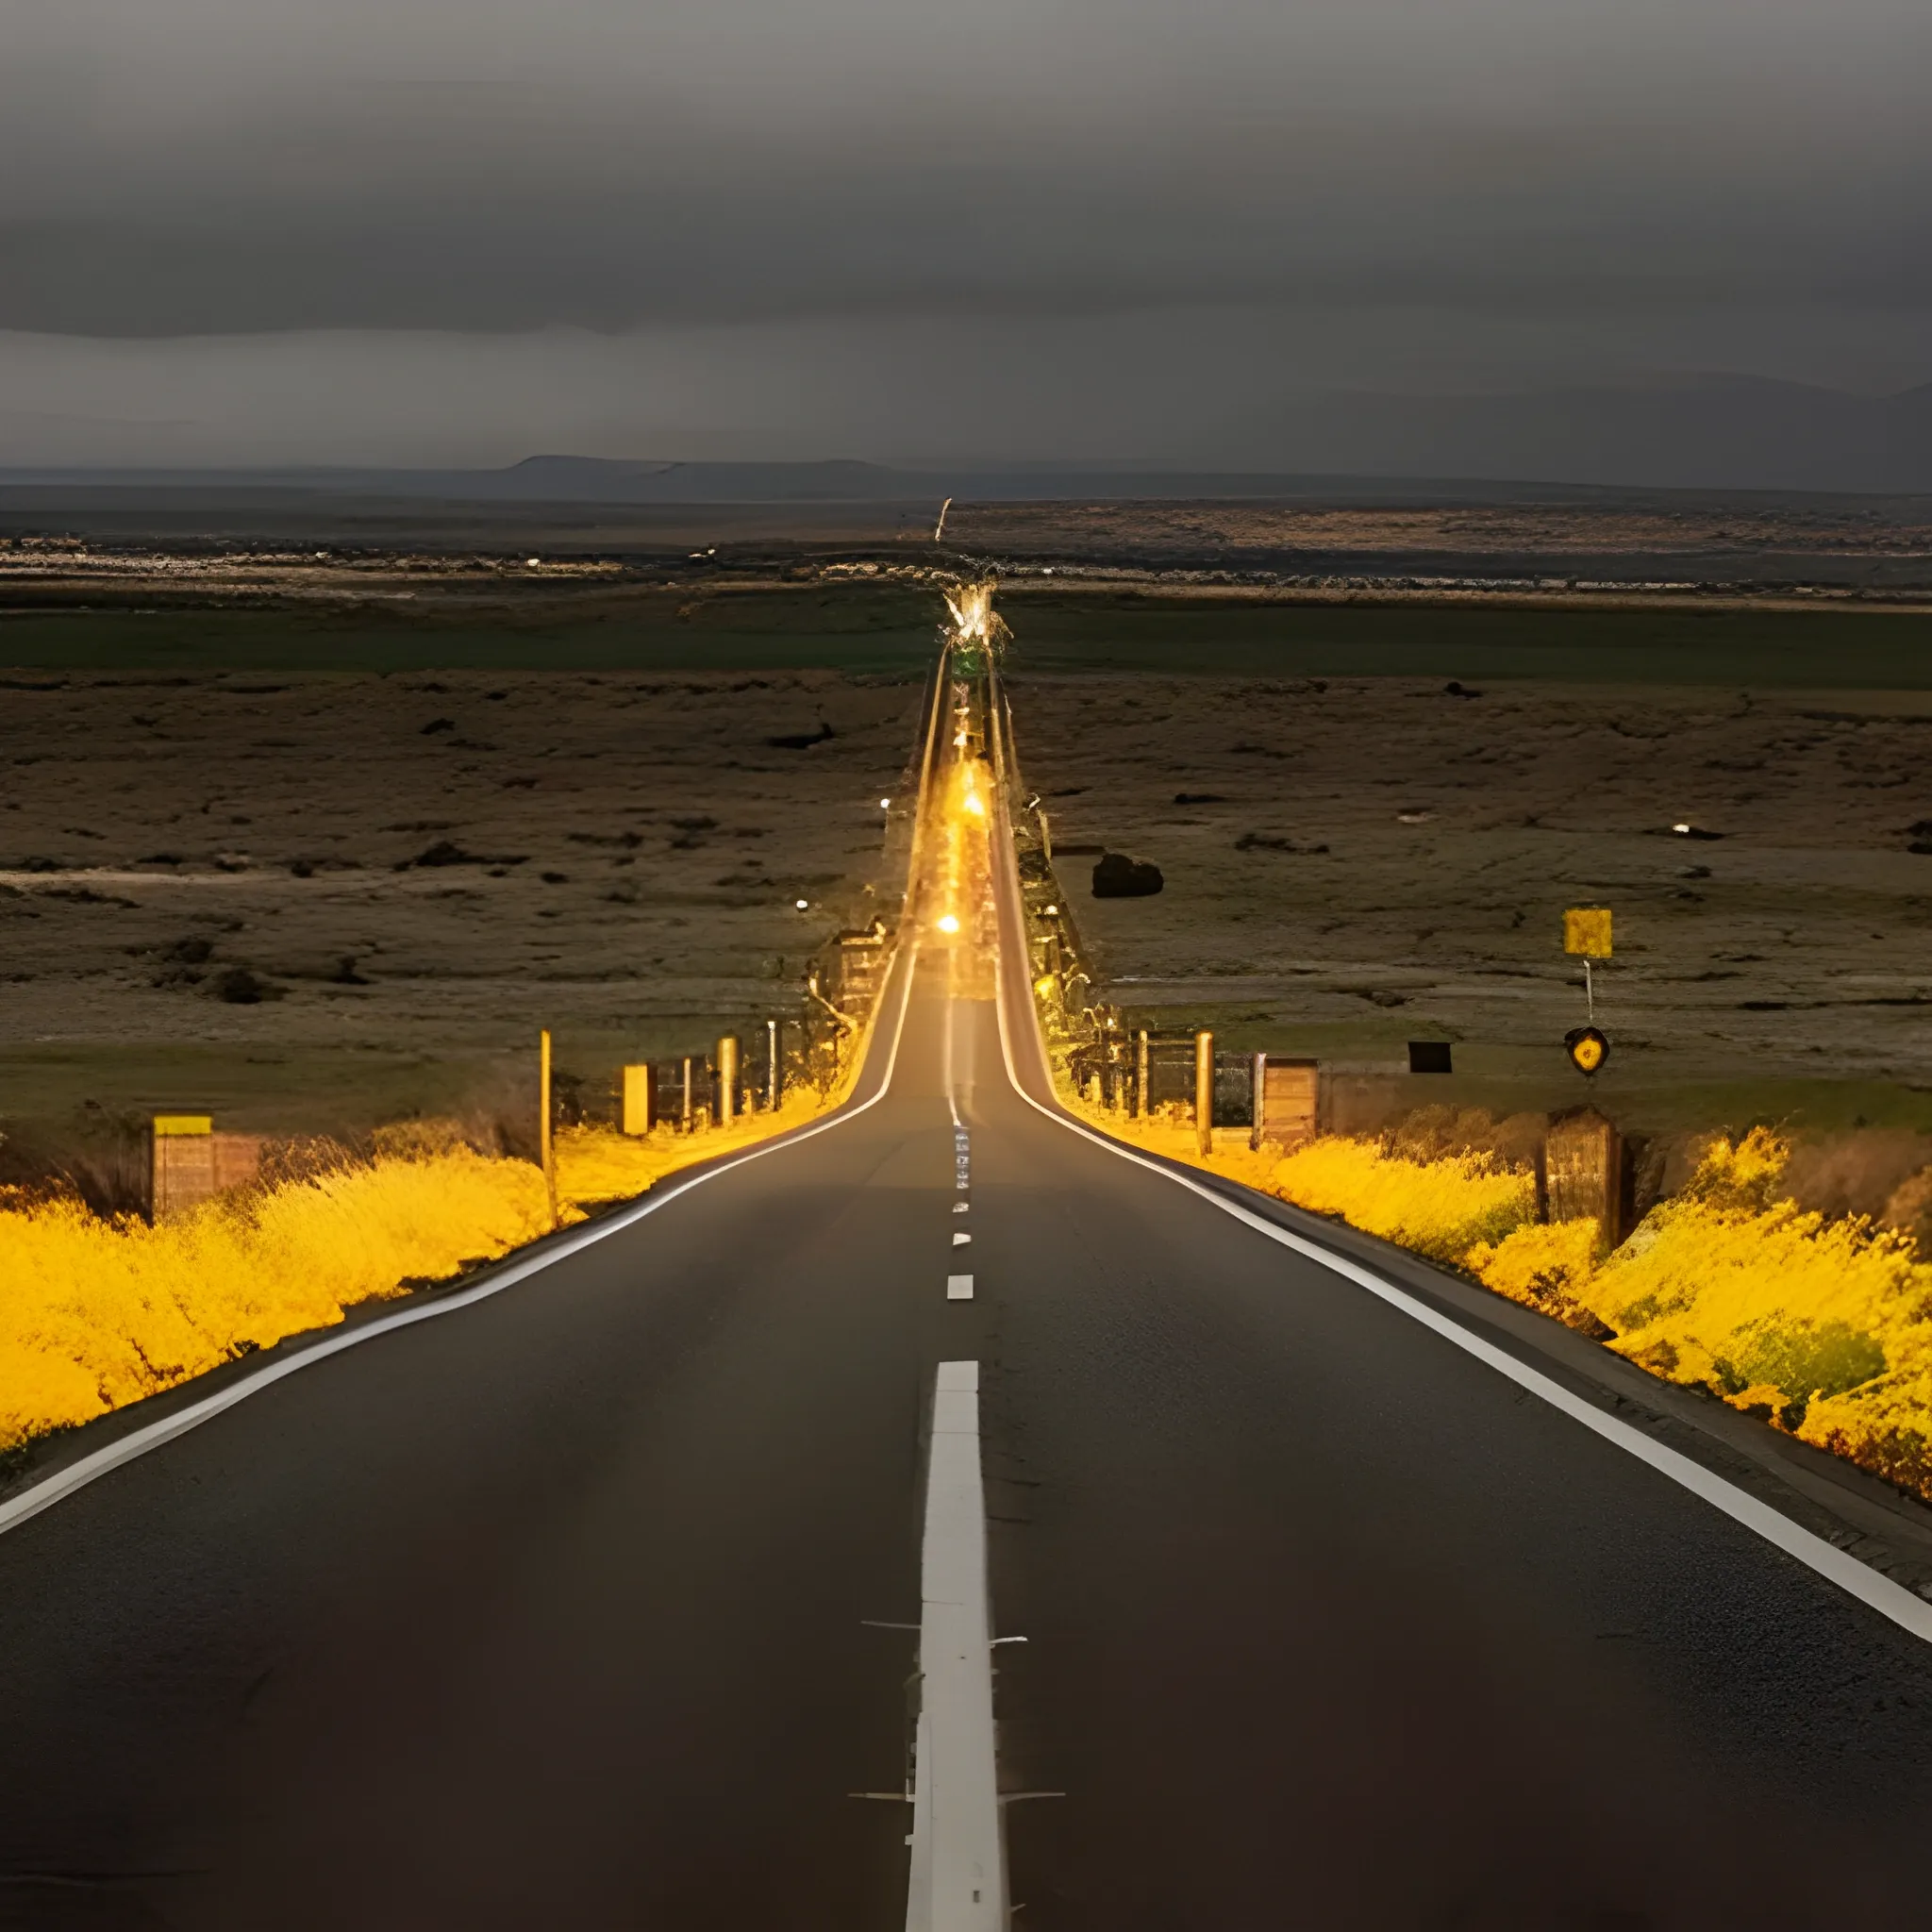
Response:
[0,941,924,1541]
[906,1360,1005,1932]
[988,916,1932,1645]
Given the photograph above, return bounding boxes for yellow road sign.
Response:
[1564,908,1612,958]
[1565,1026,1609,1075]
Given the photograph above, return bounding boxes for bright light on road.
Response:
[937,914,960,934]
[794,898,809,909]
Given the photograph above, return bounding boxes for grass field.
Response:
[5,586,1930,686]
[1007,592,1932,688]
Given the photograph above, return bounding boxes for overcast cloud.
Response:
[3,0,1927,465]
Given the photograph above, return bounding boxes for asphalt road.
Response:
[8,741,1932,1927]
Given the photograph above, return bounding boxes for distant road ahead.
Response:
[5,686,1932,1928]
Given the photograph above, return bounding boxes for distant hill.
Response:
[3,376,1931,499]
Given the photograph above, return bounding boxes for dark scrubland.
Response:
[0,666,922,1154]
[1,524,1928,1189]
[1011,671,1932,1164]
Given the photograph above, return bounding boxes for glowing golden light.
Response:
[937,913,960,934]
[943,579,998,645]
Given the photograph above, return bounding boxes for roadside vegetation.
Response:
[1064,1095,1932,1505]
[0,1072,861,1460]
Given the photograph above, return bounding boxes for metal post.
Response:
[1250,1050,1267,1152]
[540,1028,557,1226]
[1136,1028,1149,1119]
[1194,1029,1214,1157]
[622,1063,655,1137]
[681,1056,693,1132]
[767,1017,780,1110]
[718,1035,739,1125]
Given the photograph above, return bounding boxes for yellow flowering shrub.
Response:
[1068,1065,1932,1499]
[0,1150,554,1452]
[554,1085,840,1205]
[1,1044,866,1457]
[1265,1137,1537,1261]
[1464,1219,1609,1332]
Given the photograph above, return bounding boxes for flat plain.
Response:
[0,666,922,1135]
[1013,672,1932,1134]
[3,541,1929,1151]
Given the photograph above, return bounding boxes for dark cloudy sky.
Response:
[4,0,1927,465]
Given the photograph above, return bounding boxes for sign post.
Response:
[1562,908,1612,1075]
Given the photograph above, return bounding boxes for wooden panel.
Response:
[152,1123,216,1220]
[211,1133,263,1193]
[1259,1058,1320,1144]
[1546,1107,1622,1242]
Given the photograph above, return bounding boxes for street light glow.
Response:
[794,897,809,909]
[937,913,960,934]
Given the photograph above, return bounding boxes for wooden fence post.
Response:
[1545,1107,1624,1244]
[540,1029,558,1226]
[622,1064,655,1137]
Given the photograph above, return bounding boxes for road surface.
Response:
[5,657,1932,1929]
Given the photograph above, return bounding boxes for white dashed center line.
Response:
[905,1361,1004,1931]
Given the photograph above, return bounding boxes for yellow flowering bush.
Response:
[2,1051,864,1457]
[1070,1063,1932,1500]
[1265,1136,1537,1261]
[0,1150,554,1452]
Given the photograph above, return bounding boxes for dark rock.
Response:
[768,723,834,749]
[212,967,282,1005]
[410,841,525,868]
[1235,831,1328,854]
[1091,852,1163,898]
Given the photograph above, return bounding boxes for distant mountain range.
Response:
[2,377,1929,499]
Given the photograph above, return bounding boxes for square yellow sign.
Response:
[1564,908,1612,958]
